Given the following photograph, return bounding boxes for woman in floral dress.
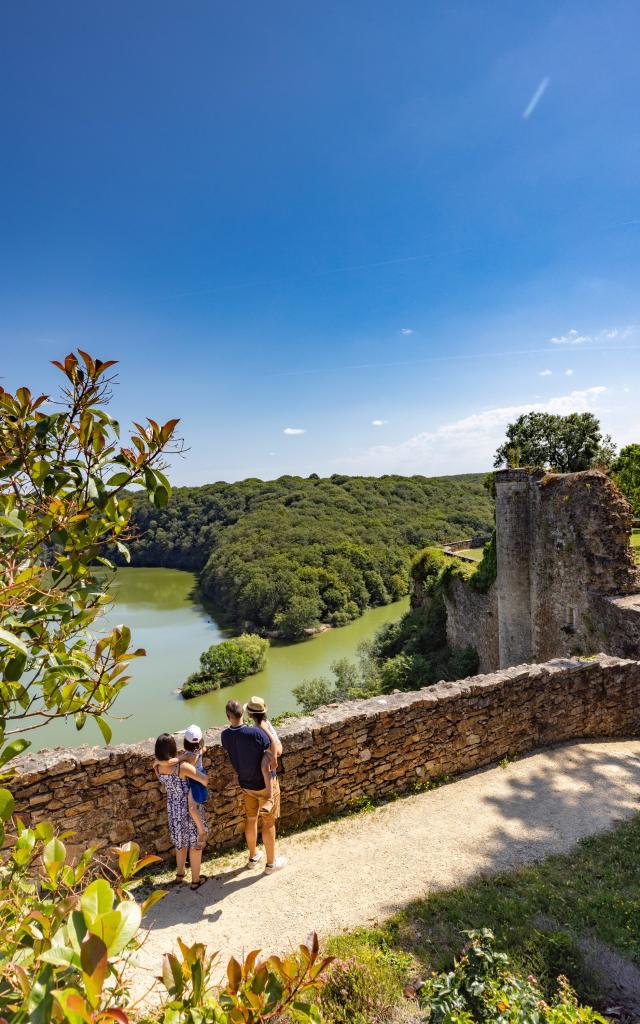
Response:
[154,732,209,890]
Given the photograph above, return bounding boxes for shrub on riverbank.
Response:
[182,633,269,697]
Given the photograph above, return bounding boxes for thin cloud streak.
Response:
[523,76,550,119]
[264,344,640,379]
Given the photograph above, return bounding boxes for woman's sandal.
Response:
[190,875,208,891]
[174,872,186,884]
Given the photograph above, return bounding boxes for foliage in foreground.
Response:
[321,929,604,1024]
[0,799,331,1023]
[0,350,180,749]
[120,472,494,634]
[418,929,605,1024]
[182,634,269,698]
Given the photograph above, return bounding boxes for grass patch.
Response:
[324,813,640,1010]
[456,547,484,561]
[631,530,639,561]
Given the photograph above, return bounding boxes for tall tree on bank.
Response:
[0,351,181,755]
[493,412,616,473]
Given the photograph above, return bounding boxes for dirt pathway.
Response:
[131,740,640,1006]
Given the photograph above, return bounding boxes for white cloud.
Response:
[539,369,552,376]
[600,325,635,340]
[400,328,414,335]
[550,329,591,346]
[549,324,636,346]
[268,451,276,456]
[343,386,607,475]
[522,76,550,119]
[283,427,306,435]
[371,419,388,427]
[565,368,574,376]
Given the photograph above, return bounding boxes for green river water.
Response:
[32,568,409,752]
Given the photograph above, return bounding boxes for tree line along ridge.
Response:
[121,473,494,637]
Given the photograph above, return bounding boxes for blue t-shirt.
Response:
[221,724,270,791]
[188,752,208,804]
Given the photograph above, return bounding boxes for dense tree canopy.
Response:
[494,412,616,473]
[613,443,640,516]
[123,473,494,634]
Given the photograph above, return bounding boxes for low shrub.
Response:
[419,929,606,1024]
[321,933,415,1024]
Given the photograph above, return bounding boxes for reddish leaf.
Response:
[226,956,242,993]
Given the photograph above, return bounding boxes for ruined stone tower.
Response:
[443,468,640,671]
[495,469,538,668]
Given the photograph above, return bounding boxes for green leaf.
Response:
[12,827,36,866]
[35,821,55,842]
[4,651,27,681]
[162,953,184,997]
[115,540,131,563]
[106,472,132,486]
[68,910,89,954]
[0,626,28,655]
[95,716,112,745]
[152,484,169,508]
[80,878,115,924]
[0,737,30,767]
[27,965,54,1024]
[0,787,15,821]
[43,836,66,882]
[93,901,141,956]
[141,889,168,916]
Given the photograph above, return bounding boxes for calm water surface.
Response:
[32,568,409,751]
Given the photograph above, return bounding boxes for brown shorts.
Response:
[241,777,280,827]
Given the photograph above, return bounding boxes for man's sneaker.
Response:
[264,856,287,874]
[248,849,264,866]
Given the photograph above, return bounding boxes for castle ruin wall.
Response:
[443,574,498,673]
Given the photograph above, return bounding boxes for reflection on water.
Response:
[28,568,409,752]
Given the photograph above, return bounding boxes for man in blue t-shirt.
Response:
[221,699,287,873]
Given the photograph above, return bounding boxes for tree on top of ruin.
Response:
[493,411,617,473]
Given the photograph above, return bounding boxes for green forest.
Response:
[123,473,493,635]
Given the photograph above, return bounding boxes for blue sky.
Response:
[2,1,639,485]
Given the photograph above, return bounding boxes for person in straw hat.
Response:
[221,696,286,873]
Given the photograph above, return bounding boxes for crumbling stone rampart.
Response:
[444,470,640,670]
[8,653,640,859]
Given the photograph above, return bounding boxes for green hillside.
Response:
[125,473,493,634]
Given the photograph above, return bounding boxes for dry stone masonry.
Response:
[9,653,640,859]
[444,469,640,671]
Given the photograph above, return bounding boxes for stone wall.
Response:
[9,653,640,859]
[444,469,640,671]
[443,574,499,673]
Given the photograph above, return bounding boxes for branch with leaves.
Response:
[0,350,181,760]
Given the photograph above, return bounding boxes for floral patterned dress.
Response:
[157,763,208,849]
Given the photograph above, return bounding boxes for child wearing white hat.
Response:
[179,723,208,847]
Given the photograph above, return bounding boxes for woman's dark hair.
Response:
[249,711,266,724]
[155,732,177,760]
[184,737,202,752]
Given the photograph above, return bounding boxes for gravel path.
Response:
[130,740,640,1007]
